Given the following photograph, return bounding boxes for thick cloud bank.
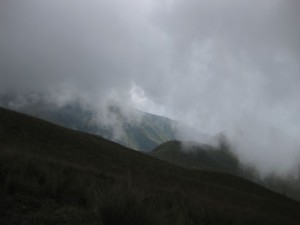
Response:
[1,0,300,176]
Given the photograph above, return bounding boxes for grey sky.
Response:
[1,0,300,176]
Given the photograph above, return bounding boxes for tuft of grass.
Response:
[99,186,155,225]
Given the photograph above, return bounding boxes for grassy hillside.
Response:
[1,106,300,224]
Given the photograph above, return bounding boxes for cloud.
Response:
[1,0,300,176]
[150,0,300,175]
[0,0,163,98]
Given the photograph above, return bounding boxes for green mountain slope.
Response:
[1,106,300,224]
[0,95,177,151]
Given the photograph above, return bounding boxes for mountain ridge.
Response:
[0,94,177,151]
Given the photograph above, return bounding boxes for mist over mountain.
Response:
[2,90,299,180]
[0,92,179,151]
[2,1,300,224]
[2,91,300,203]
[1,0,300,182]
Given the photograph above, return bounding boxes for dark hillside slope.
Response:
[151,140,300,201]
[1,107,300,225]
[151,140,240,175]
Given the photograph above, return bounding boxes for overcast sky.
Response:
[1,0,300,176]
